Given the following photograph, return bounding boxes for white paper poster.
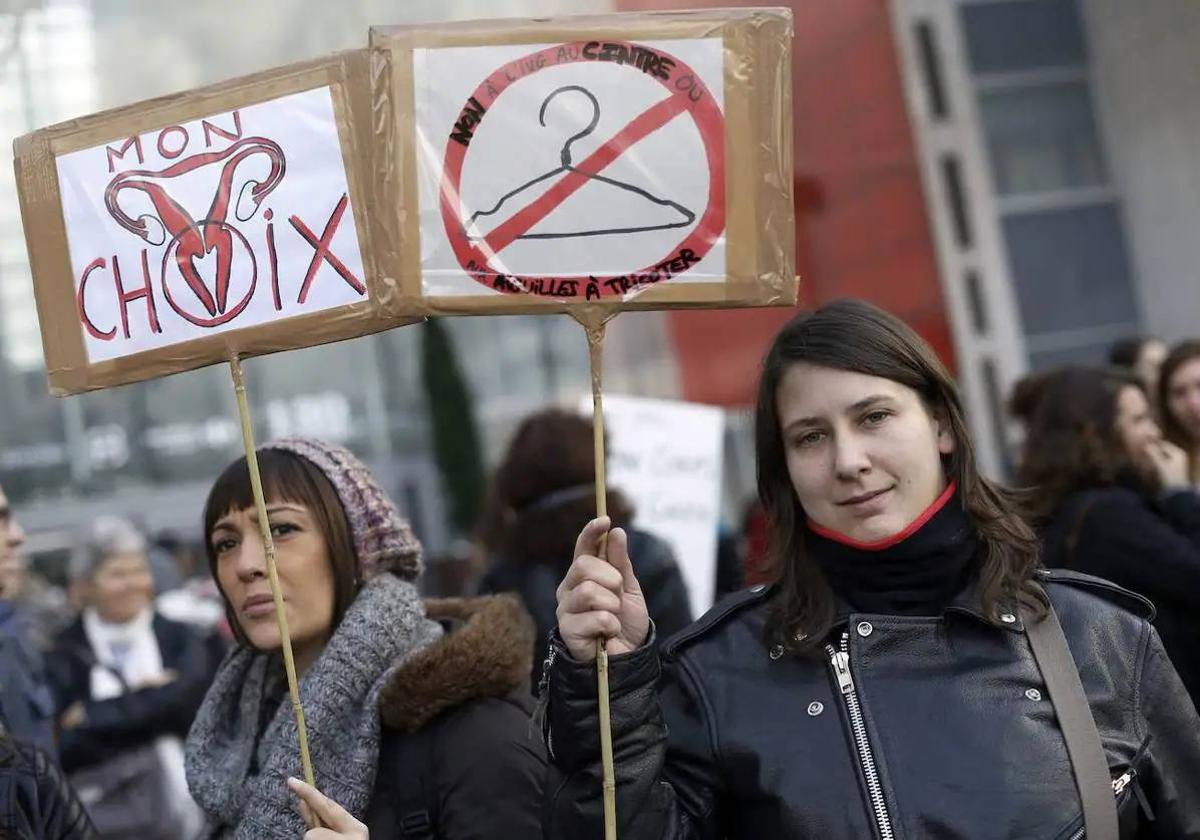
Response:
[584,393,724,617]
[416,39,726,302]
[56,86,367,363]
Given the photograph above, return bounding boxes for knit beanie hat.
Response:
[262,437,423,582]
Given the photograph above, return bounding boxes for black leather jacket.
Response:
[543,570,1200,839]
[0,733,97,840]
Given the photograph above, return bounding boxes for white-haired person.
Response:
[46,516,218,839]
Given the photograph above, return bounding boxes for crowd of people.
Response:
[1,300,1199,838]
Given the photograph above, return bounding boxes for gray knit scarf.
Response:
[185,575,442,839]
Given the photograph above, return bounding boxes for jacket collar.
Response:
[378,594,534,733]
[830,574,1026,632]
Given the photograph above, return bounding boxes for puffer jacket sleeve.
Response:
[0,737,98,840]
[1137,624,1200,838]
[544,632,721,840]
[32,744,98,840]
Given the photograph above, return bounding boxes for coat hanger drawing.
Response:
[465,85,696,240]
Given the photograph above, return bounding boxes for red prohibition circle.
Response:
[439,40,725,300]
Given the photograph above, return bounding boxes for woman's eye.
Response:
[270,522,299,538]
[212,538,236,555]
[793,431,824,448]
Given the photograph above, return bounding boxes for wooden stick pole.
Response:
[585,323,618,840]
[229,355,317,792]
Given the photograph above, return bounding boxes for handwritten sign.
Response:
[371,8,795,314]
[15,53,403,395]
[416,38,725,302]
[583,393,724,616]
[58,88,366,362]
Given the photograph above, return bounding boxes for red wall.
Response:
[616,0,955,405]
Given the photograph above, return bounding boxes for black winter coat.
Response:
[0,732,96,840]
[480,528,694,691]
[45,613,221,773]
[1042,486,1200,702]
[365,596,546,839]
[543,571,1200,839]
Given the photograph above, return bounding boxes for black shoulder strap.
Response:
[393,723,440,840]
[1023,602,1118,840]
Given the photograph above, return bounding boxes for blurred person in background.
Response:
[1017,366,1200,702]
[1109,335,1169,400]
[476,408,693,690]
[1160,340,1200,488]
[186,438,544,839]
[47,516,215,839]
[0,720,97,840]
[152,531,230,645]
[739,498,771,587]
[0,480,57,756]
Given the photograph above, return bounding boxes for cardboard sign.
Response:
[15,52,406,395]
[584,393,724,617]
[14,11,795,397]
[416,38,726,302]
[370,8,795,315]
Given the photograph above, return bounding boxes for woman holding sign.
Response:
[544,301,1200,838]
[185,438,545,839]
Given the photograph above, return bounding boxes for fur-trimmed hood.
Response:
[378,594,535,733]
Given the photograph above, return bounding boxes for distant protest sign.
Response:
[15,52,404,395]
[370,8,795,314]
[584,393,725,617]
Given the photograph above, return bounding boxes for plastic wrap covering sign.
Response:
[56,88,367,364]
[416,39,725,303]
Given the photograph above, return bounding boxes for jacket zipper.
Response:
[827,632,895,840]
[535,638,558,759]
[1065,768,1136,840]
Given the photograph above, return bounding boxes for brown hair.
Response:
[756,300,1045,655]
[203,449,359,648]
[1159,340,1200,455]
[1109,336,1156,369]
[479,409,633,571]
[1017,366,1156,522]
[1007,370,1054,425]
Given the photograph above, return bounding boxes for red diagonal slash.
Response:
[290,193,365,303]
[475,92,691,259]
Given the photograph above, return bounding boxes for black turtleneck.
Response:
[804,483,980,616]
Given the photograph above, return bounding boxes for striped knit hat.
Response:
[262,437,422,582]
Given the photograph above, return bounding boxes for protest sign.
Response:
[369,8,795,314]
[584,394,724,617]
[14,51,405,395]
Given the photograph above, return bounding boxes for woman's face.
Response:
[1114,385,1163,475]
[210,501,336,666]
[1166,356,1200,446]
[777,363,954,543]
[88,553,154,624]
